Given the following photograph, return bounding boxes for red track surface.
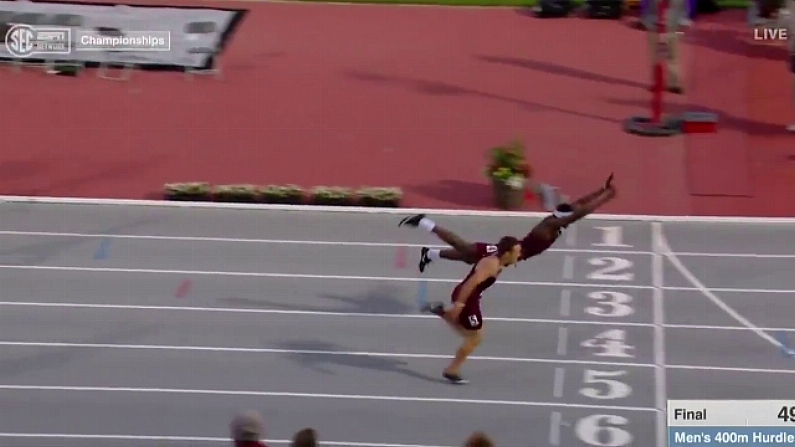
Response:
[0,3,792,216]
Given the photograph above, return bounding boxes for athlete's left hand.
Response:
[604,173,614,190]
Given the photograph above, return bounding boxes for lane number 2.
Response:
[593,226,631,248]
[587,257,634,281]
[575,414,633,447]
[580,329,635,358]
[585,291,634,318]
[579,370,632,400]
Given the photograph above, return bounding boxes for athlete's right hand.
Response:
[445,303,464,322]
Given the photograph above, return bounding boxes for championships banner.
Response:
[1,0,245,70]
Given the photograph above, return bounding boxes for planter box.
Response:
[358,197,400,208]
[311,197,354,206]
[214,194,258,203]
[492,180,524,210]
[260,195,304,205]
[165,192,212,201]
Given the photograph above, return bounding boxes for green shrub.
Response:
[356,187,403,207]
[259,185,305,204]
[309,186,354,206]
[163,182,212,201]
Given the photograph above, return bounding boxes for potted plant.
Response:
[213,184,259,202]
[259,185,305,204]
[163,182,212,201]
[309,186,354,206]
[356,187,403,207]
[484,140,532,210]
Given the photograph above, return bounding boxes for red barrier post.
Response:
[622,0,687,137]
[651,0,669,124]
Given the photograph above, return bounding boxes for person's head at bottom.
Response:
[230,410,265,447]
[464,431,494,447]
[291,428,318,447]
[495,235,521,266]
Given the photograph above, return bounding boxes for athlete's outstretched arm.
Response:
[557,185,616,227]
[568,172,615,212]
[572,186,609,208]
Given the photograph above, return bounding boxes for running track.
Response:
[1,203,794,446]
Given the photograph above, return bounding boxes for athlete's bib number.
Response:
[468,315,479,326]
[485,245,497,253]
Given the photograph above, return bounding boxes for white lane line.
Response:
[559,290,572,317]
[4,341,795,374]
[0,341,653,368]
[2,301,794,332]
[3,265,792,294]
[552,368,565,398]
[0,230,647,255]
[565,225,577,247]
[3,230,794,258]
[657,227,789,352]
[561,256,575,280]
[665,364,795,374]
[650,222,668,447]
[675,252,795,259]
[0,385,657,412]
[0,265,654,290]
[664,286,795,294]
[556,328,569,356]
[0,433,452,447]
[549,412,563,446]
[0,301,655,326]
[665,324,795,332]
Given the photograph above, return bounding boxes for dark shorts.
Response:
[452,298,483,331]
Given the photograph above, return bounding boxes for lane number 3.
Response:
[585,291,634,318]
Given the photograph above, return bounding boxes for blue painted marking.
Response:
[776,332,795,358]
[93,239,110,260]
[416,280,428,310]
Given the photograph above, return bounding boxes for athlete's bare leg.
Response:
[429,224,476,256]
[399,215,479,271]
[419,301,481,381]
[444,329,482,377]
[438,248,470,262]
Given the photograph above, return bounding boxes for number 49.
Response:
[778,406,795,422]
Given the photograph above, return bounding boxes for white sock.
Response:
[419,218,436,232]
[427,249,441,261]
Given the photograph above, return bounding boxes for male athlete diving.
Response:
[399,173,616,272]
[421,235,522,384]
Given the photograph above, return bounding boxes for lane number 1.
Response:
[593,226,631,248]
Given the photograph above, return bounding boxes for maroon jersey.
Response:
[451,259,498,306]
[520,227,562,260]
